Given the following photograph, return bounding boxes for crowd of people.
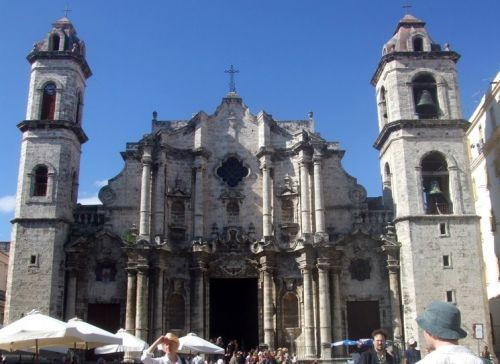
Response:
[141,301,489,364]
[212,337,294,364]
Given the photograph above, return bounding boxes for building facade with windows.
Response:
[467,71,500,352]
[5,14,493,360]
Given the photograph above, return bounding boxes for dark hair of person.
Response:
[372,329,388,339]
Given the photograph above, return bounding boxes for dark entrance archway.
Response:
[210,278,258,351]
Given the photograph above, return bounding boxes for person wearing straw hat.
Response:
[141,332,187,364]
[415,301,482,363]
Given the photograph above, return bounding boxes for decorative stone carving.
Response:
[349,258,371,281]
[122,225,138,245]
[349,185,367,204]
[98,185,115,204]
[167,176,190,197]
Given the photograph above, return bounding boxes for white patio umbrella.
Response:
[0,311,91,352]
[94,329,148,354]
[178,333,224,354]
[66,317,122,350]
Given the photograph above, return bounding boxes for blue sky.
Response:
[0,1,499,241]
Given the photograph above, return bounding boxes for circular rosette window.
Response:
[216,156,249,187]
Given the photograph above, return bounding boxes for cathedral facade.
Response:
[5,14,493,360]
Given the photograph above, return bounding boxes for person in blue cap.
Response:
[416,301,482,363]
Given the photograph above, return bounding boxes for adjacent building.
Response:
[467,71,500,352]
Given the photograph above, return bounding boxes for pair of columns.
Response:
[297,256,340,359]
[125,264,150,341]
[260,150,326,238]
[139,145,207,240]
[299,151,326,235]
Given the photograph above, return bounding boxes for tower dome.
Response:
[382,14,440,54]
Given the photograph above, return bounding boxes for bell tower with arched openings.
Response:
[372,14,492,349]
[5,16,91,322]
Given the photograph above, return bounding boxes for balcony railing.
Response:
[425,202,453,215]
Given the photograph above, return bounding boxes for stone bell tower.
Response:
[372,14,492,350]
[5,16,91,322]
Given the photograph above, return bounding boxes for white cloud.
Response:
[78,195,102,205]
[94,180,108,188]
[0,195,16,213]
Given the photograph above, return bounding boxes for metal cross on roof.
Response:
[63,5,72,17]
[224,65,240,93]
[402,4,412,14]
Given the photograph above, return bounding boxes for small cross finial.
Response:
[63,5,72,18]
[402,4,412,14]
[224,65,240,93]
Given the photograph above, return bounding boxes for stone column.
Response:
[261,262,275,350]
[261,155,272,237]
[331,265,343,357]
[124,268,137,363]
[139,145,153,237]
[387,259,403,342]
[193,160,205,238]
[414,166,424,214]
[381,227,403,343]
[449,165,464,214]
[299,154,311,234]
[317,259,332,358]
[135,265,149,341]
[154,151,166,236]
[154,267,164,339]
[65,269,77,320]
[298,257,315,357]
[191,261,207,336]
[313,153,325,233]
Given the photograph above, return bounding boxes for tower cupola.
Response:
[382,14,440,54]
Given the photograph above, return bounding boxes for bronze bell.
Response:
[416,89,437,116]
[428,180,442,195]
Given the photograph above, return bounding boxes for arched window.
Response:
[167,293,185,329]
[75,92,82,124]
[227,200,239,225]
[71,171,78,203]
[283,292,299,328]
[41,83,56,120]
[33,165,48,196]
[171,200,185,225]
[51,34,60,51]
[379,87,388,123]
[384,163,391,177]
[413,37,423,51]
[421,152,452,214]
[413,74,439,119]
[281,199,294,223]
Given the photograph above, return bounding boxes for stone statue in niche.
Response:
[349,258,371,281]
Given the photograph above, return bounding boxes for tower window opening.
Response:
[445,290,455,303]
[379,87,388,122]
[51,34,60,51]
[40,83,56,120]
[443,255,451,268]
[421,152,452,215]
[75,92,82,124]
[29,254,38,266]
[33,165,48,196]
[439,222,447,236]
[413,37,424,51]
[413,74,439,119]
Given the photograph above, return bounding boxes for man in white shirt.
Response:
[416,301,483,363]
[141,332,185,364]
